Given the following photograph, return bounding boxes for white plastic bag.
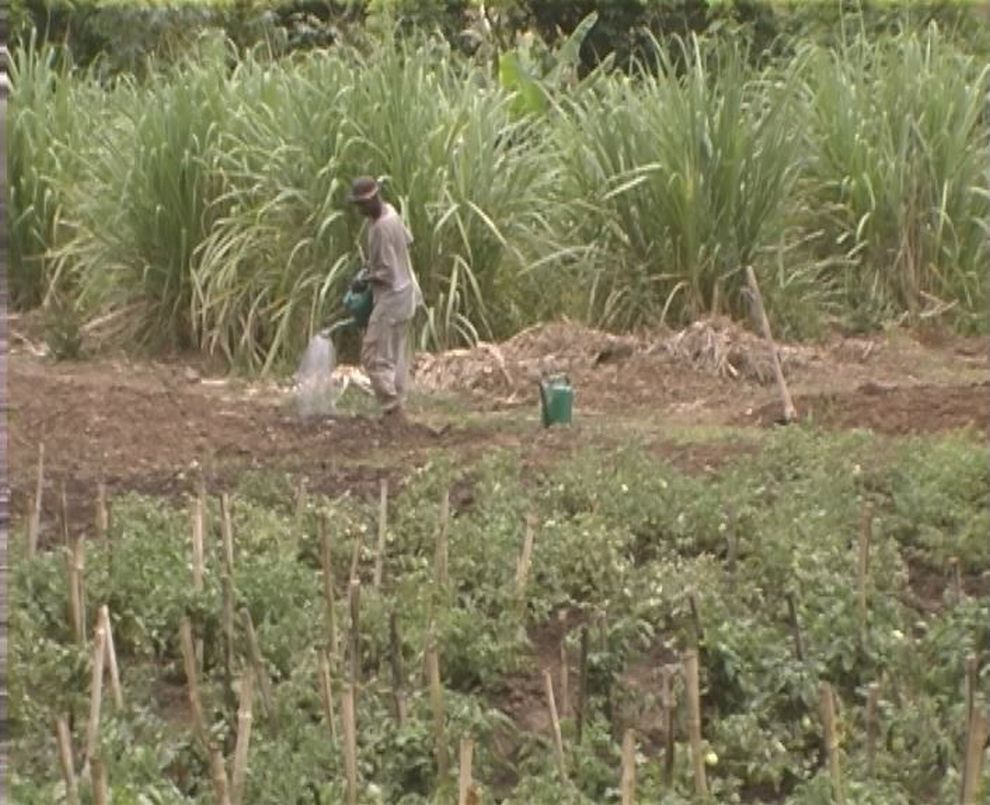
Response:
[294,331,340,421]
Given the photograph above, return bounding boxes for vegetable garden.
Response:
[5,3,990,803]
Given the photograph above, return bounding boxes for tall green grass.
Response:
[7,19,989,371]
[800,22,990,331]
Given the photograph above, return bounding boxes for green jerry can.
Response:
[539,375,574,427]
[342,284,374,329]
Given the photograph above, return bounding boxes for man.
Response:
[347,176,422,421]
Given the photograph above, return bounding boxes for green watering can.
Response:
[539,375,574,427]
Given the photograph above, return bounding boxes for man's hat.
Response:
[347,176,379,203]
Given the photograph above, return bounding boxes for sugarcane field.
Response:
[4,2,990,803]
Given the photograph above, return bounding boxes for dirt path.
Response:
[6,321,985,545]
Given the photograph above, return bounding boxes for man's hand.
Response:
[350,267,371,294]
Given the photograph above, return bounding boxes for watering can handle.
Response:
[537,378,548,410]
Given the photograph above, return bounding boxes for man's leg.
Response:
[360,316,400,413]
[393,320,412,407]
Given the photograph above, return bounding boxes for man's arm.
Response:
[365,223,392,287]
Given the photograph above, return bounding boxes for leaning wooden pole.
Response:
[745,265,797,423]
[84,619,108,768]
[620,728,636,805]
[230,667,255,805]
[374,478,388,589]
[961,698,988,805]
[543,669,567,780]
[54,715,80,805]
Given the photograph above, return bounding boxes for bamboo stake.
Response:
[688,589,704,647]
[820,681,845,805]
[179,617,209,747]
[91,755,109,805]
[374,478,388,589]
[515,515,535,599]
[866,682,880,777]
[785,591,806,663]
[220,493,235,574]
[543,669,566,779]
[341,683,358,805]
[98,606,123,710]
[434,487,450,589]
[427,638,449,778]
[389,611,407,726]
[318,648,339,742]
[724,501,738,591]
[210,747,233,805]
[230,667,255,805]
[683,649,708,798]
[965,655,978,728]
[318,513,338,660]
[661,666,676,785]
[294,476,308,528]
[67,532,85,644]
[27,442,44,558]
[458,736,475,805]
[950,557,963,603]
[348,579,361,689]
[349,530,362,583]
[745,265,797,423]
[240,609,274,719]
[96,480,109,540]
[858,506,872,637]
[576,625,589,745]
[961,698,988,805]
[191,497,205,665]
[221,570,236,715]
[59,480,70,545]
[55,715,80,805]
[620,728,636,805]
[559,637,569,719]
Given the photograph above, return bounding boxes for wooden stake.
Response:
[543,669,566,779]
[55,715,80,805]
[98,606,123,710]
[27,442,44,558]
[191,497,205,665]
[820,681,845,805]
[318,648,339,742]
[349,531,362,583]
[745,265,797,423]
[209,746,233,805]
[858,506,872,636]
[427,638,449,778]
[458,736,475,805]
[341,683,358,805]
[515,515,535,599]
[950,557,963,603]
[318,513,338,660]
[96,480,109,541]
[179,618,209,748]
[230,667,254,805]
[59,480,70,545]
[965,655,979,728]
[91,755,109,805]
[559,637,569,719]
[389,611,407,726]
[620,728,636,805]
[294,476,308,528]
[661,666,676,785]
[374,478,388,589]
[240,609,274,720]
[866,682,880,777]
[724,502,738,590]
[961,697,988,805]
[683,649,708,798]
[348,579,361,689]
[688,589,704,647]
[220,493,235,574]
[221,570,236,714]
[576,625,589,745]
[67,533,86,644]
[434,488,449,588]
[785,591,806,663]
